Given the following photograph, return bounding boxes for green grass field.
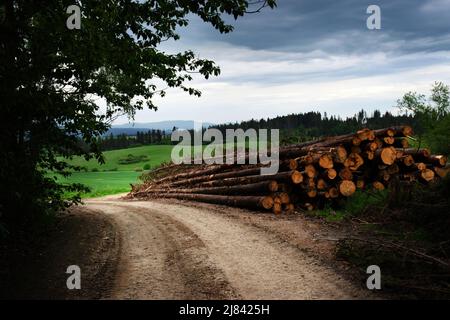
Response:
[68,144,174,171]
[59,145,174,198]
[59,171,142,198]
[60,139,268,198]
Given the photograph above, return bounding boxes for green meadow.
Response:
[59,145,174,198]
[67,144,174,172]
[59,171,142,198]
[59,138,266,198]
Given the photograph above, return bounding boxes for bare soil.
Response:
[1,194,377,299]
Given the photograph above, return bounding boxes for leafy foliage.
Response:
[397,82,450,154]
[0,0,276,229]
[336,177,450,299]
[310,189,388,222]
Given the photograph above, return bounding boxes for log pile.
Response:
[129,126,449,214]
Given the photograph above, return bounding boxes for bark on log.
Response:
[429,155,448,167]
[372,126,413,137]
[141,180,279,196]
[284,203,295,214]
[156,193,275,210]
[154,164,231,185]
[281,159,299,171]
[402,148,431,160]
[169,166,264,187]
[197,170,303,188]
[434,165,450,178]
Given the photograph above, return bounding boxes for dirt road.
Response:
[80,195,371,300]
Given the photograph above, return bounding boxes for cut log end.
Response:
[356,180,365,189]
[421,169,435,182]
[336,145,348,163]
[417,162,427,171]
[368,141,378,151]
[261,196,275,210]
[386,128,395,137]
[339,180,356,197]
[373,181,385,191]
[403,155,414,166]
[279,192,290,204]
[352,136,362,146]
[381,147,397,165]
[283,159,298,170]
[289,159,298,170]
[327,168,337,180]
[317,178,328,190]
[400,138,409,148]
[366,150,375,160]
[339,168,353,181]
[304,165,316,179]
[291,170,304,184]
[402,126,413,136]
[273,202,282,214]
[319,153,334,169]
[307,189,317,198]
[329,187,339,198]
[384,136,395,145]
[349,153,364,170]
[284,203,295,214]
[273,196,282,205]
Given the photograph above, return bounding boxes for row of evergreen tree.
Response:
[98,130,171,151]
[97,109,418,150]
[212,109,418,144]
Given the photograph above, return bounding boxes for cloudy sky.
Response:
[115,0,450,125]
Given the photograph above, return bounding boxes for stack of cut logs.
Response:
[129,126,449,214]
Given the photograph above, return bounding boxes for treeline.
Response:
[212,109,418,145]
[97,109,419,150]
[98,130,171,151]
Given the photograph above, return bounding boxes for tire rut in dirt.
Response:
[89,203,238,299]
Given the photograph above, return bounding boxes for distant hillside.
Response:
[112,120,215,132]
[106,128,151,136]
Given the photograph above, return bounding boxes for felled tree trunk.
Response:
[156,193,275,210]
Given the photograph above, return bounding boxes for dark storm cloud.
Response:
[137,0,450,124]
[178,0,450,54]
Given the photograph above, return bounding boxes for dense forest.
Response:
[97,109,417,150]
[212,109,418,145]
[98,130,172,150]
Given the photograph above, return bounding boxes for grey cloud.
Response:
[176,0,450,54]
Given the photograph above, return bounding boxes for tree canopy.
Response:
[0,0,276,227]
[397,82,450,155]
